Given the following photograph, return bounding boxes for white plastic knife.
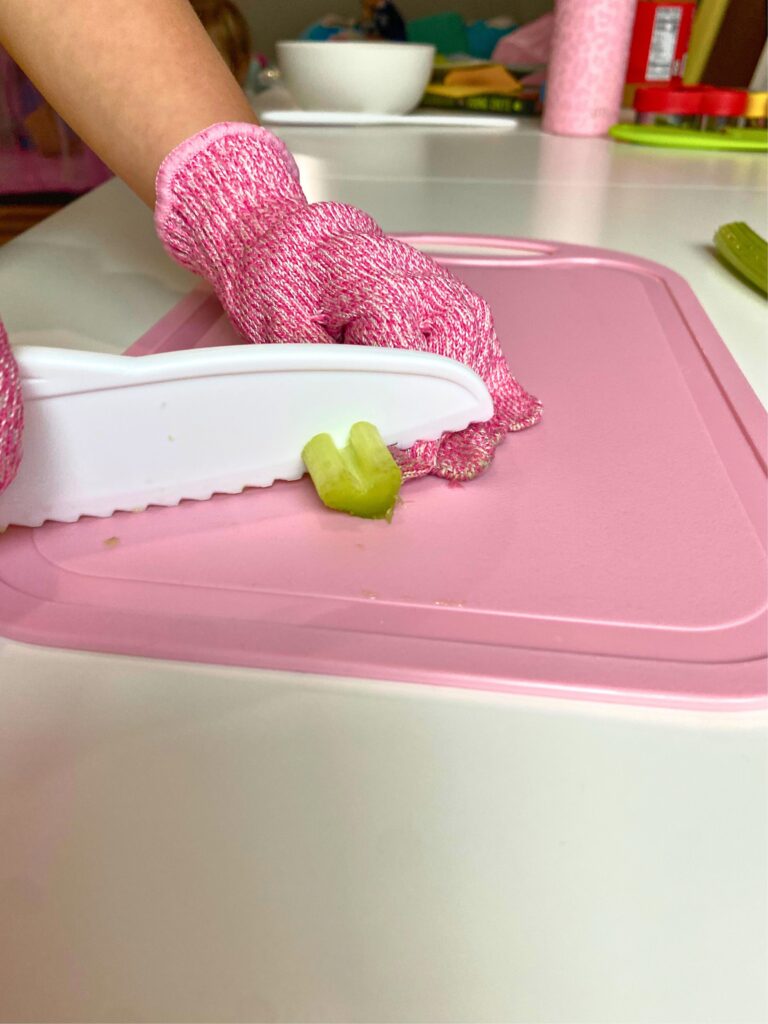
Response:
[0,343,493,528]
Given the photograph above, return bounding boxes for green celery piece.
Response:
[302,421,403,521]
[714,222,768,296]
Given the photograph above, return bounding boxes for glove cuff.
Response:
[154,122,307,281]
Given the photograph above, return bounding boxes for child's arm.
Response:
[0,0,256,204]
[0,1,542,492]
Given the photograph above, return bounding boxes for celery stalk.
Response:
[302,422,403,521]
[714,222,767,296]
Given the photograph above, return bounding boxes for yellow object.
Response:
[622,84,635,108]
[745,92,768,119]
[683,0,730,85]
[425,83,515,100]
[443,65,521,95]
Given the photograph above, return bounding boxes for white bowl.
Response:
[276,40,435,116]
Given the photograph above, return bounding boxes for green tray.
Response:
[610,123,768,151]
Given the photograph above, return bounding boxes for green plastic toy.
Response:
[406,12,468,55]
[714,222,768,296]
[302,421,403,521]
[609,123,768,152]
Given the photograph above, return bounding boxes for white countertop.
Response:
[0,121,766,1024]
[3,120,766,399]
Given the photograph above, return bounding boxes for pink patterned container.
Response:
[543,0,637,137]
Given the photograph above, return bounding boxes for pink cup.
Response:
[543,0,637,137]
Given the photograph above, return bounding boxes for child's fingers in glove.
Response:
[488,370,543,432]
[262,306,338,346]
[320,272,490,353]
[393,423,500,482]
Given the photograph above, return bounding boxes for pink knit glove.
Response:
[155,123,541,480]
[0,320,23,495]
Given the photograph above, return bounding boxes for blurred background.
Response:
[0,0,765,242]
[243,0,553,57]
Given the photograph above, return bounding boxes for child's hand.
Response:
[156,123,540,480]
[0,321,23,495]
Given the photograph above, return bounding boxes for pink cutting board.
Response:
[1,236,765,710]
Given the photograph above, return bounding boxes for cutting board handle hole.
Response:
[401,234,559,264]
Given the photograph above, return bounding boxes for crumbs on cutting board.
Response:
[103,536,120,548]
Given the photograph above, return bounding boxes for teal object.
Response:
[610,123,768,152]
[406,12,468,56]
[466,20,516,60]
[299,23,342,41]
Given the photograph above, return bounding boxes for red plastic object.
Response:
[634,85,703,115]
[626,1,696,84]
[1,237,765,710]
[699,88,748,118]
